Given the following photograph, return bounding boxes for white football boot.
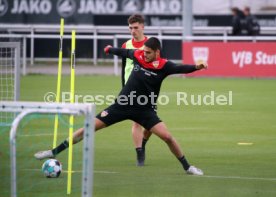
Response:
[186,166,204,176]
[34,150,54,160]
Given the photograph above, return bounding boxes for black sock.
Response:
[136,147,143,154]
[142,138,148,149]
[178,156,190,171]
[52,140,69,156]
[136,147,144,160]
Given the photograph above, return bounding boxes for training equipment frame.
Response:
[0,101,95,197]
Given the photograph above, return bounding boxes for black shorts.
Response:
[96,103,161,131]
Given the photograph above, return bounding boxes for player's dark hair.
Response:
[144,37,161,51]
[128,14,145,24]
[244,6,250,13]
[231,7,239,12]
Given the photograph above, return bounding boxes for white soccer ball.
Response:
[42,159,62,178]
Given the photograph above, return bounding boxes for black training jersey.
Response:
[108,48,198,110]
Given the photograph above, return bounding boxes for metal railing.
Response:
[1,25,276,75]
[2,24,276,35]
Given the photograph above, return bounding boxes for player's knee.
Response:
[161,134,173,144]
[143,130,152,139]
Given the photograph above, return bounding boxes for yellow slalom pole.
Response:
[53,18,64,148]
[67,30,76,195]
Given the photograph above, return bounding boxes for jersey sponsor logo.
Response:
[140,67,157,76]
[0,0,8,17]
[101,110,108,117]
[192,47,209,64]
[57,0,76,17]
[134,63,157,76]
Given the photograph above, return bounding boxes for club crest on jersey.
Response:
[152,61,159,68]
[101,110,108,117]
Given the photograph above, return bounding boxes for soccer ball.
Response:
[42,159,62,178]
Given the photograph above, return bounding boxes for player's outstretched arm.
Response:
[165,60,208,75]
[104,45,135,59]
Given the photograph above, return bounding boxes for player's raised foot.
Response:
[186,166,204,176]
[34,150,54,160]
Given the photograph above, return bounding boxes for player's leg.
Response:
[150,122,183,157]
[132,122,145,166]
[132,121,144,148]
[137,129,152,166]
[34,118,106,160]
[35,103,127,160]
[141,106,155,148]
[71,118,106,144]
[142,129,152,149]
[150,122,203,175]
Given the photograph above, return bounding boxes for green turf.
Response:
[1,75,276,197]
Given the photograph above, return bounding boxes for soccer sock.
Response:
[52,140,69,156]
[178,156,190,171]
[142,138,148,149]
[136,147,143,154]
[136,147,144,160]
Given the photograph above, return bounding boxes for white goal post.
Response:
[0,101,95,197]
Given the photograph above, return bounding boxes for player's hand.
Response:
[195,60,208,70]
[104,45,112,54]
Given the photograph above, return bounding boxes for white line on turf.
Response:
[18,133,67,137]
[198,175,276,181]
[22,169,275,180]
[170,127,211,131]
[94,170,118,174]
[237,142,253,145]
[200,111,252,114]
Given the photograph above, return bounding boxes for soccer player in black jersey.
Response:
[35,37,207,175]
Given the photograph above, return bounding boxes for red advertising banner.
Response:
[183,42,276,77]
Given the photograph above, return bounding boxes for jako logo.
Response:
[57,0,76,17]
[0,0,8,17]
[192,47,209,63]
[11,0,52,14]
[122,0,141,13]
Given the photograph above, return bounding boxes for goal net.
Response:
[0,102,95,197]
[0,42,20,126]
